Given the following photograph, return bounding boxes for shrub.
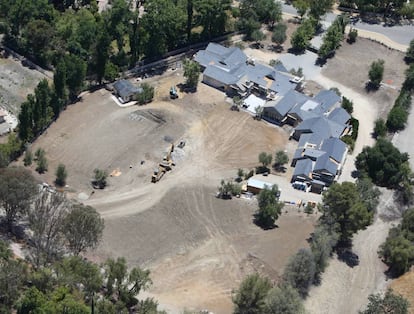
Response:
[374,118,387,138]
[347,28,358,43]
[55,164,67,187]
[93,168,108,189]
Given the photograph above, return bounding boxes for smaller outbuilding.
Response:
[246,174,281,194]
[113,79,143,103]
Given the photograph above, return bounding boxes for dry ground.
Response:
[390,269,414,313]
[322,38,408,119]
[0,55,48,114]
[23,69,319,313]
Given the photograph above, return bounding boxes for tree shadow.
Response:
[365,81,380,92]
[252,214,279,230]
[287,47,306,56]
[176,83,197,93]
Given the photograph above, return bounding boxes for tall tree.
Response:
[320,182,374,244]
[265,283,305,314]
[360,289,409,314]
[104,257,152,309]
[195,0,231,39]
[355,138,411,188]
[0,167,38,231]
[28,191,69,267]
[255,185,284,229]
[183,58,201,90]
[232,273,272,314]
[62,204,104,255]
[64,54,87,100]
[368,59,385,90]
[283,248,316,297]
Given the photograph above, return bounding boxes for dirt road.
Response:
[305,190,395,314]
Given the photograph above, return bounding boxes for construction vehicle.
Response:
[170,86,178,99]
[151,143,175,183]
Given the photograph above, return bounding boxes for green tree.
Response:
[387,106,409,132]
[318,17,345,60]
[55,163,67,187]
[232,273,272,314]
[55,256,103,297]
[380,229,414,276]
[104,257,152,309]
[62,204,104,255]
[218,180,242,199]
[308,0,334,20]
[356,176,381,212]
[403,63,414,92]
[28,191,69,267]
[265,283,305,314]
[237,168,245,181]
[342,96,353,114]
[0,255,28,311]
[258,152,273,170]
[310,225,339,278]
[292,0,309,18]
[406,39,414,63]
[64,54,87,100]
[348,28,358,44]
[271,23,287,48]
[141,0,186,57]
[255,185,284,229]
[136,83,154,105]
[274,150,289,170]
[283,248,316,297]
[360,289,409,314]
[93,168,108,189]
[0,167,38,231]
[23,149,33,166]
[251,29,265,46]
[36,150,48,174]
[379,208,414,275]
[368,59,385,90]
[355,138,411,188]
[195,0,231,39]
[374,118,387,138]
[183,58,201,90]
[320,182,373,244]
[290,18,316,53]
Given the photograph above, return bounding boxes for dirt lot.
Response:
[0,55,48,114]
[390,270,414,313]
[322,38,408,119]
[23,69,320,312]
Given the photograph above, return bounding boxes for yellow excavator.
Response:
[151,143,175,183]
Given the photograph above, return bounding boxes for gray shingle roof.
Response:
[328,107,351,125]
[304,148,326,159]
[296,116,346,139]
[298,133,324,148]
[314,153,338,175]
[113,80,143,100]
[293,159,313,177]
[314,89,341,113]
[321,137,347,163]
[273,90,311,117]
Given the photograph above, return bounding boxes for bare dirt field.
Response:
[322,38,408,119]
[23,69,320,312]
[390,269,414,313]
[0,55,48,114]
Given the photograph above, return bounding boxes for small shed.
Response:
[247,174,281,194]
[113,79,143,103]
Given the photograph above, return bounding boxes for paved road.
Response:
[277,1,414,46]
